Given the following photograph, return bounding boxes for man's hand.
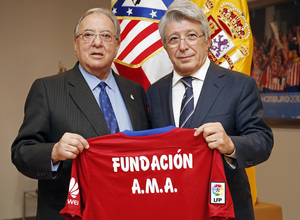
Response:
[51,132,89,164]
[194,122,235,155]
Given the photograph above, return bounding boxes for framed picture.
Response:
[250,0,300,128]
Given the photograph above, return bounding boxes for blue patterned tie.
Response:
[99,82,119,133]
[179,77,194,128]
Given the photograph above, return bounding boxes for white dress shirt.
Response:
[172,57,210,127]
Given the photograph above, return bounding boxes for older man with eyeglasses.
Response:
[11,8,149,220]
[146,0,273,219]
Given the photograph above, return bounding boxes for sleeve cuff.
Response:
[224,149,237,169]
[224,149,236,159]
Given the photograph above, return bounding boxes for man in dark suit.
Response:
[147,1,273,219]
[11,8,149,220]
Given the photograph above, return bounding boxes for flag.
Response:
[111,0,257,205]
[190,0,257,205]
[190,0,253,74]
[111,0,174,90]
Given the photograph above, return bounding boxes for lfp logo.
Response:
[212,183,224,196]
[211,182,225,204]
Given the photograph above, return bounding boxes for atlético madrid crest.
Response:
[201,0,252,70]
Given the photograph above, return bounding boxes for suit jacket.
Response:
[11,63,149,220]
[147,61,273,220]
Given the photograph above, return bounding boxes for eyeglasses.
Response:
[76,31,116,42]
[166,33,205,48]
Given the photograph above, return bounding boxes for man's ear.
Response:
[206,37,212,53]
[74,38,78,51]
[114,40,121,58]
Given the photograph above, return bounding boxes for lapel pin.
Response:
[130,94,134,100]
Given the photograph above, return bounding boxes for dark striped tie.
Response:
[179,77,194,128]
[99,82,119,133]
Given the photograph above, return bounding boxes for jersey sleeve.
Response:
[60,155,85,219]
[209,150,235,219]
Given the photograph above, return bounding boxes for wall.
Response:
[0,0,299,220]
[256,127,300,220]
[0,0,109,219]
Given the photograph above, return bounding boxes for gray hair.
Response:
[74,8,121,41]
[159,0,210,44]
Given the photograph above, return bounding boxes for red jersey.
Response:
[60,126,234,220]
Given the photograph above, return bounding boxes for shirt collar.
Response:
[172,57,210,87]
[78,63,117,93]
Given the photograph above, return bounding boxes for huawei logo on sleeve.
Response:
[69,177,79,198]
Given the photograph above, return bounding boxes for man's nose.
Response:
[178,38,189,51]
[92,34,103,47]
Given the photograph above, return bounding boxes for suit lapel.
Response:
[160,73,176,126]
[67,64,110,135]
[114,73,139,129]
[191,62,226,128]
